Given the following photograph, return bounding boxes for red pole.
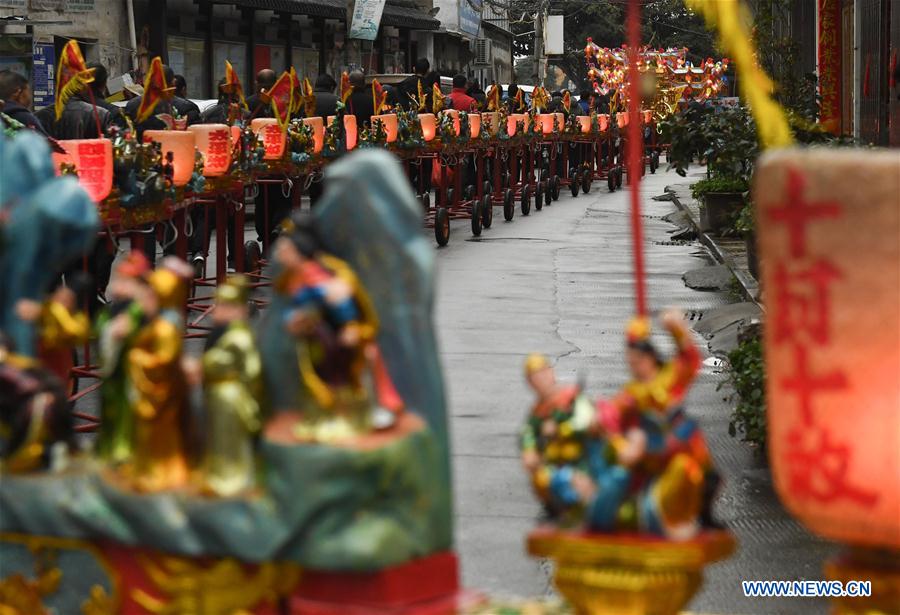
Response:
[85,87,104,138]
[626,0,646,317]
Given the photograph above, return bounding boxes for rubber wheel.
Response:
[503,189,515,221]
[435,207,450,246]
[244,240,261,272]
[465,185,476,203]
[615,167,623,189]
[650,151,659,174]
[445,187,455,207]
[521,186,532,216]
[483,181,492,198]
[608,170,616,192]
[570,170,581,197]
[544,180,553,206]
[420,192,431,213]
[481,194,493,229]
[581,171,592,194]
[534,183,544,211]
[551,176,561,201]
[471,200,482,237]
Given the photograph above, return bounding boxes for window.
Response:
[168,36,208,99]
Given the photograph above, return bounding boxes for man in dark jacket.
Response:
[246,69,277,119]
[36,88,113,140]
[397,58,431,111]
[201,77,246,124]
[87,63,126,128]
[467,78,487,110]
[124,65,200,136]
[312,73,338,118]
[0,71,46,134]
[346,70,374,128]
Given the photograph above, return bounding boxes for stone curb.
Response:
[664,185,763,310]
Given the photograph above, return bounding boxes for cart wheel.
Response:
[608,170,616,192]
[481,194,493,228]
[244,240,262,272]
[502,172,510,188]
[650,151,659,174]
[544,180,553,206]
[581,172,592,194]
[551,176,561,201]
[471,199,483,237]
[435,207,450,246]
[521,185,532,216]
[465,185,476,203]
[420,192,431,212]
[445,187,455,206]
[570,170,581,197]
[615,167,624,189]
[483,181,492,199]
[503,189,515,221]
[535,182,544,211]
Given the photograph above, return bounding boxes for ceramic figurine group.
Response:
[522,310,718,539]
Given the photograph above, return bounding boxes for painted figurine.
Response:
[197,275,262,497]
[124,266,190,491]
[272,218,403,442]
[95,252,150,464]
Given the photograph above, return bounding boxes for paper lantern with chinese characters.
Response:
[302,116,325,153]
[754,149,900,549]
[468,113,481,139]
[481,111,499,137]
[250,118,286,160]
[616,112,628,128]
[598,114,609,132]
[538,113,555,135]
[188,124,231,177]
[328,115,357,151]
[419,113,437,141]
[371,114,398,143]
[576,116,591,134]
[143,130,196,186]
[441,109,461,136]
[52,138,113,202]
[507,113,524,137]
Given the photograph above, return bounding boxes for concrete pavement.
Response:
[436,170,834,614]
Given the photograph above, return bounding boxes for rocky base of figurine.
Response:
[527,527,736,615]
[0,413,449,573]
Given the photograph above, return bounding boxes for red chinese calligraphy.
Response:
[780,345,848,424]
[766,168,842,259]
[773,259,842,345]
[785,426,879,508]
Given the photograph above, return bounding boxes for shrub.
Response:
[722,332,767,452]
[690,176,749,200]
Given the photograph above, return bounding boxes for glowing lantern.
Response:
[250,118,286,160]
[598,114,610,132]
[419,113,437,141]
[52,138,113,202]
[328,115,358,151]
[553,112,565,131]
[469,113,481,139]
[143,130,196,186]
[522,113,531,132]
[643,110,653,124]
[188,124,232,177]
[576,116,591,134]
[441,109,461,137]
[371,114,398,143]
[754,150,900,552]
[302,117,325,153]
[538,113,555,135]
[481,112,499,136]
[507,113,523,137]
[616,112,628,128]
[230,125,242,155]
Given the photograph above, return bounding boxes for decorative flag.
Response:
[340,72,353,104]
[432,83,445,114]
[302,77,316,117]
[289,67,303,114]
[562,90,571,114]
[486,84,500,111]
[513,88,524,112]
[417,79,426,111]
[136,57,175,124]
[223,60,247,109]
[55,40,95,120]
[531,86,550,112]
[267,71,294,131]
[372,79,388,115]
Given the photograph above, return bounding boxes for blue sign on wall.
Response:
[459,0,483,36]
[32,43,55,109]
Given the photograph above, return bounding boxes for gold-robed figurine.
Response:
[196,275,263,497]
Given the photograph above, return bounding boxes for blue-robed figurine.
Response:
[0,130,99,356]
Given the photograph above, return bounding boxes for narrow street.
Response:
[436,169,834,614]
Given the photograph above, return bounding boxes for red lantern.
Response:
[481,112,499,137]
[598,114,610,132]
[188,124,231,177]
[419,113,437,141]
[441,110,461,137]
[576,116,591,134]
[328,115,357,151]
[469,114,481,139]
[371,114,398,143]
[250,118,286,160]
[143,130,196,186]
[302,116,325,153]
[538,113,555,135]
[754,150,900,550]
[52,138,113,202]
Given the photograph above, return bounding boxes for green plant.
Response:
[722,333,767,452]
[734,201,754,234]
[691,176,749,199]
[659,103,712,177]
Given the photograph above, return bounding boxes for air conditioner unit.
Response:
[474,39,492,66]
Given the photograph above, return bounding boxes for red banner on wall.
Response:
[818,0,842,134]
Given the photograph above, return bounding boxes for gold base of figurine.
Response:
[825,547,900,615]
[527,528,736,615]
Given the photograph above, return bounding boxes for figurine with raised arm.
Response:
[196,275,263,497]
